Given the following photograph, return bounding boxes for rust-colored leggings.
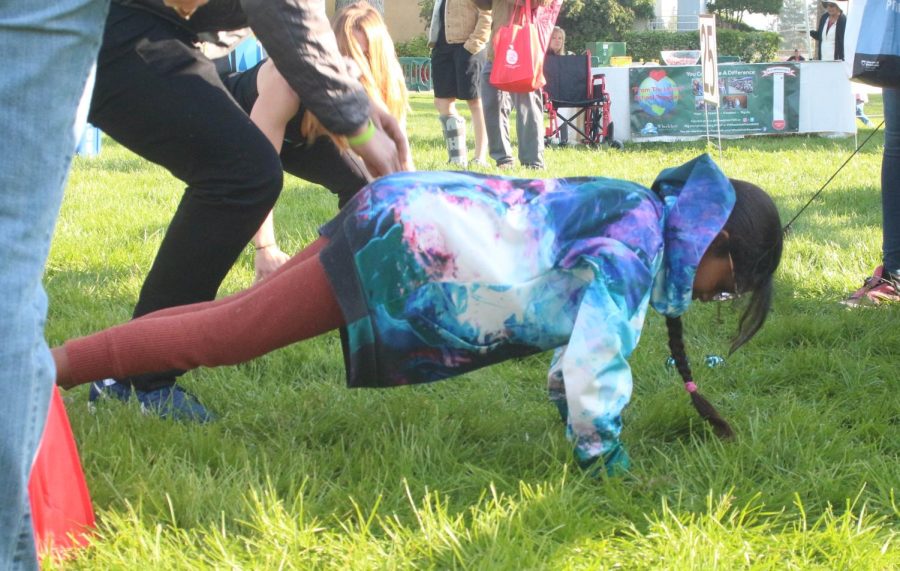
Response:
[61,238,345,386]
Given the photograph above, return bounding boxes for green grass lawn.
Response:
[45,93,898,569]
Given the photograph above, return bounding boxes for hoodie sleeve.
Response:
[548,251,653,476]
[240,0,370,135]
[464,8,493,54]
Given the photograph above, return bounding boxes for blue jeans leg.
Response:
[480,62,514,166]
[0,1,108,569]
[882,88,900,274]
[512,89,545,168]
[855,103,873,126]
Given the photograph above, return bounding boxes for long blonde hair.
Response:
[302,2,409,146]
[548,26,566,56]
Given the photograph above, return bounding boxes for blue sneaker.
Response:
[88,379,213,423]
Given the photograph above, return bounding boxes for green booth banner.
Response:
[629,63,801,139]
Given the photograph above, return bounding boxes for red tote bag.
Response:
[29,386,95,559]
[489,0,545,93]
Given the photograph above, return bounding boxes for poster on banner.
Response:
[629,63,801,140]
[699,15,719,105]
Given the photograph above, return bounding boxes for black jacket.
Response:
[113,0,369,135]
[810,12,846,61]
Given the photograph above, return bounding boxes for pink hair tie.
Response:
[684,381,698,394]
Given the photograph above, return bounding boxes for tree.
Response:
[770,0,815,50]
[420,0,657,46]
[556,0,656,48]
[774,0,815,31]
[417,0,657,49]
[706,0,782,24]
[336,0,384,15]
[418,0,435,25]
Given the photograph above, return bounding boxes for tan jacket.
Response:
[429,0,492,54]
[473,0,553,61]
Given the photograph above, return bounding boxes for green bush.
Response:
[622,29,780,63]
[557,0,656,55]
[716,16,758,32]
[717,29,781,62]
[395,35,431,58]
[620,30,696,63]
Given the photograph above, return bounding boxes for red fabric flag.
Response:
[29,386,95,558]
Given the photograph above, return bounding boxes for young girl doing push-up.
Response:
[54,154,783,475]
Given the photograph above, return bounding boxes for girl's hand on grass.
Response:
[254,245,290,283]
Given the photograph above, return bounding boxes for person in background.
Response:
[85,0,411,422]
[0,0,109,568]
[225,3,410,281]
[474,0,555,169]
[843,88,900,306]
[786,48,806,62]
[545,25,577,146]
[854,91,874,127]
[429,0,491,167]
[546,25,572,56]
[810,1,846,61]
[208,30,368,282]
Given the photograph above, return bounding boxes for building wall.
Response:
[650,0,706,30]
[325,1,428,43]
[655,0,678,23]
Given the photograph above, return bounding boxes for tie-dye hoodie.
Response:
[319,154,735,469]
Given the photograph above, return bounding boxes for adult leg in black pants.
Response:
[86,6,284,420]
[280,138,370,208]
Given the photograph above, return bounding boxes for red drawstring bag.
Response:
[490,0,546,93]
[29,386,95,559]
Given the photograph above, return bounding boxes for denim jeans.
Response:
[480,61,545,168]
[855,102,873,127]
[0,1,108,569]
[882,88,900,274]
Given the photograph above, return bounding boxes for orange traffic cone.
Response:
[28,386,95,558]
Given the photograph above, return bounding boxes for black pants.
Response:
[221,59,371,208]
[89,5,367,391]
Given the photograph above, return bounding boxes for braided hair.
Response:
[668,179,783,438]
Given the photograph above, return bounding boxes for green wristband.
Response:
[347,119,376,147]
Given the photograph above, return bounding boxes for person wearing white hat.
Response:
[810,1,847,61]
